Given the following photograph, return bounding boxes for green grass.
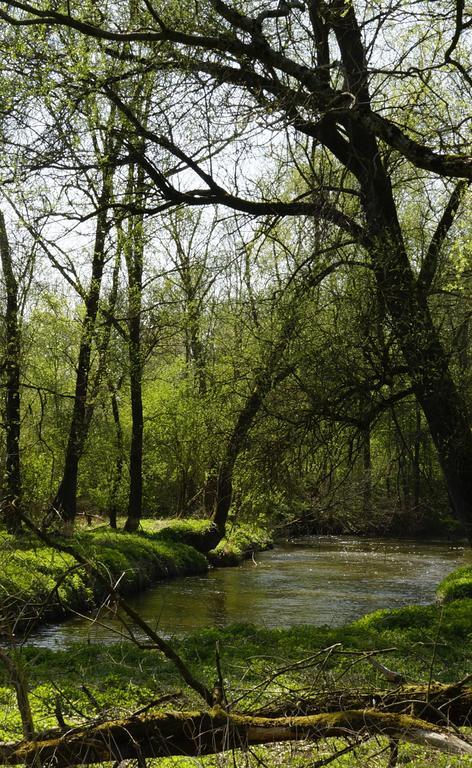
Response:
[436,564,472,602]
[142,518,273,561]
[0,597,470,765]
[0,517,273,635]
[145,518,217,552]
[207,522,273,566]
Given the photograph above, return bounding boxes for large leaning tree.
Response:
[0,0,471,538]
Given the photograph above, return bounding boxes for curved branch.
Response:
[2,2,472,178]
[103,84,368,242]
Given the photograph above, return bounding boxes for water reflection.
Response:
[31,537,471,648]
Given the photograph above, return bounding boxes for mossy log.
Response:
[258,682,472,727]
[0,706,471,766]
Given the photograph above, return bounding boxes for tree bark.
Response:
[413,403,422,511]
[0,211,22,534]
[210,383,268,537]
[108,378,124,529]
[327,2,472,541]
[257,681,472,727]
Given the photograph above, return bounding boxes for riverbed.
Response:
[30,537,471,647]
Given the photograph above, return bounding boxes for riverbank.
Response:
[0,520,273,636]
[0,575,470,767]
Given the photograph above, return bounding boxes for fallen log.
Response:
[0,707,471,766]
[257,682,472,726]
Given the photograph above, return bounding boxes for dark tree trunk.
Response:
[362,425,372,519]
[124,317,143,532]
[50,175,112,525]
[84,245,121,435]
[0,212,22,534]
[123,165,145,534]
[363,189,472,539]
[413,403,422,511]
[2,701,470,766]
[108,379,124,529]
[210,385,267,538]
[329,2,472,541]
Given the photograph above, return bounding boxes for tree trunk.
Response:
[0,211,22,534]
[362,424,372,518]
[124,319,143,532]
[108,379,124,529]
[123,164,145,534]
[329,2,472,541]
[210,384,267,537]
[50,174,112,525]
[367,199,472,541]
[413,403,422,511]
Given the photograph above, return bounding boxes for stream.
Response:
[30,537,471,647]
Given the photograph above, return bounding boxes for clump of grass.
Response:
[436,564,472,602]
[208,522,273,566]
[147,519,216,552]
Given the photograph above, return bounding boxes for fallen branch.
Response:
[16,511,213,706]
[0,707,470,766]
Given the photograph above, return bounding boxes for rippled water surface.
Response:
[31,537,472,647]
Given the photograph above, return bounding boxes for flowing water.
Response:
[30,537,471,647]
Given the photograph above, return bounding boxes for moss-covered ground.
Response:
[437,563,472,602]
[207,522,273,566]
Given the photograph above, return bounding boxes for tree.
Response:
[0,212,22,533]
[49,121,120,526]
[1,0,472,537]
[121,159,146,532]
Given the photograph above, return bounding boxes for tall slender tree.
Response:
[50,147,118,525]
[0,212,22,533]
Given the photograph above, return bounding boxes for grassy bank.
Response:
[437,563,472,602]
[140,519,274,565]
[0,526,208,635]
[207,522,273,566]
[0,519,273,635]
[0,588,470,765]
